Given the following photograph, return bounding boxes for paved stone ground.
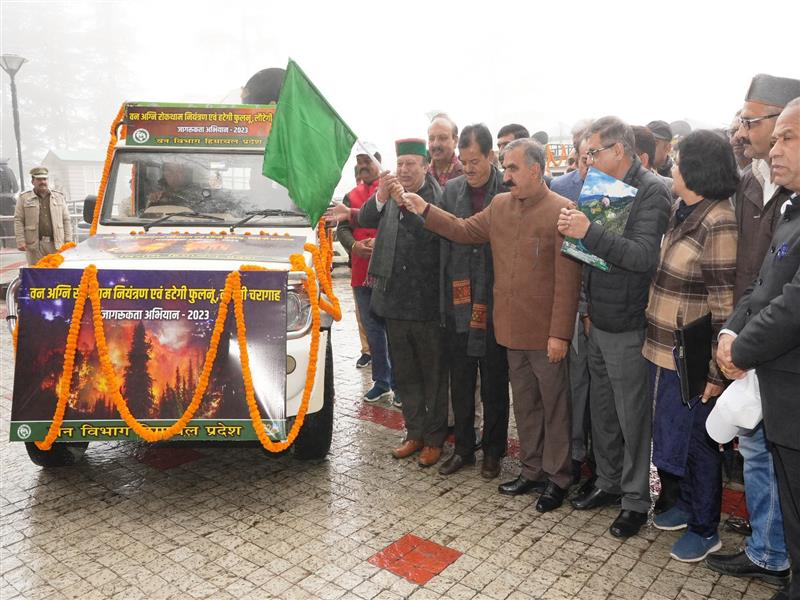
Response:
[0,269,781,600]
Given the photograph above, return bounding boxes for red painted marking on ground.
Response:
[136,446,205,470]
[357,403,405,430]
[368,533,462,585]
[721,487,749,519]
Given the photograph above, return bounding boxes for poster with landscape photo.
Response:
[561,167,638,271]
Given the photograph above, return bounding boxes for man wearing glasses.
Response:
[557,116,671,538]
[705,74,800,591]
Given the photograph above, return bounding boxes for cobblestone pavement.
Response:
[0,269,780,600]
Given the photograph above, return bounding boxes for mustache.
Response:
[430,146,444,152]
[505,180,516,187]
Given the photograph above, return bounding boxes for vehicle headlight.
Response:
[286,286,312,333]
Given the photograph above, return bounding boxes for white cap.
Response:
[706,371,763,444]
[355,140,380,158]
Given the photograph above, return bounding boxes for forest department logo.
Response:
[132,128,150,144]
[16,424,32,440]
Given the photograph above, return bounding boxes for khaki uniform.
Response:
[14,189,73,265]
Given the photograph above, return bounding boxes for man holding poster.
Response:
[557,116,671,538]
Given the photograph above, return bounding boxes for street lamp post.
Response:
[1,54,28,191]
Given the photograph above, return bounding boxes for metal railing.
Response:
[0,214,88,248]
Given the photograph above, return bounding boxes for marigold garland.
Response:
[89,105,125,236]
[29,222,342,453]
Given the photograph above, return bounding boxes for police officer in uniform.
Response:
[14,167,73,265]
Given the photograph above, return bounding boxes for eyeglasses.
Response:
[586,143,616,161]
[739,113,781,130]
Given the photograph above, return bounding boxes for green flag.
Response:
[262,60,357,224]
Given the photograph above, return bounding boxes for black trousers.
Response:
[771,443,800,599]
[446,325,509,458]
[385,319,448,447]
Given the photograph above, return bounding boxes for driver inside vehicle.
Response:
[146,162,209,210]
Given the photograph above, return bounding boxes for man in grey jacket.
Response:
[558,116,671,538]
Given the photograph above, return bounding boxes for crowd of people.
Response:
[327,73,800,600]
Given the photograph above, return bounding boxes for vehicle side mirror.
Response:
[83,195,97,224]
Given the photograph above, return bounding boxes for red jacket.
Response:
[347,180,379,287]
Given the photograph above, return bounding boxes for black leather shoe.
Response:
[536,481,567,513]
[570,486,621,510]
[498,475,546,496]
[705,550,790,586]
[481,455,501,479]
[609,509,648,538]
[724,517,753,537]
[438,453,475,476]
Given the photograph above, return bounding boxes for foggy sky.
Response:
[2,0,799,197]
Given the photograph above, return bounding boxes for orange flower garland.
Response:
[29,223,342,453]
[89,104,125,236]
[34,267,92,450]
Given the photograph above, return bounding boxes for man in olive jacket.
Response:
[401,138,582,513]
[14,166,74,265]
[357,139,447,468]
[558,116,671,538]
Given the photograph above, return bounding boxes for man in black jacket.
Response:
[435,124,509,480]
[358,139,447,468]
[718,99,800,600]
[558,116,671,538]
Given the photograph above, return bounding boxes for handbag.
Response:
[672,313,712,408]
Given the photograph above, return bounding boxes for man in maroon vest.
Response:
[337,145,396,403]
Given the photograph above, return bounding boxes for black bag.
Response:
[672,313,712,408]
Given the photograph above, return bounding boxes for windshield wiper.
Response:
[229,209,306,232]
[142,210,225,232]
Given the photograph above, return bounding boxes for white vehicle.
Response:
[7,103,336,466]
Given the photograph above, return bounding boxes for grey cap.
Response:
[646,120,673,141]
[745,74,800,107]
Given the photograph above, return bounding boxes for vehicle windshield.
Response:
[100,150,309,226]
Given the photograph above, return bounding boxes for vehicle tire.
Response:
[292,334,334,460]
[25,442,89,467]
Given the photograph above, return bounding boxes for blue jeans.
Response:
[740,424,790,571]
[353,286,394,390]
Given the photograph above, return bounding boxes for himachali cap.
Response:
[29,166,48,178]
[745,73,800,107]
[395,138,428,159]
[646,120,673,141]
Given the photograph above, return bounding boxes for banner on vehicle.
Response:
[10,268,288,443]
[125,102,275,147]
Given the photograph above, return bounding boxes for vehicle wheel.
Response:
[292,334,334,460]
[25,442,89,467]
